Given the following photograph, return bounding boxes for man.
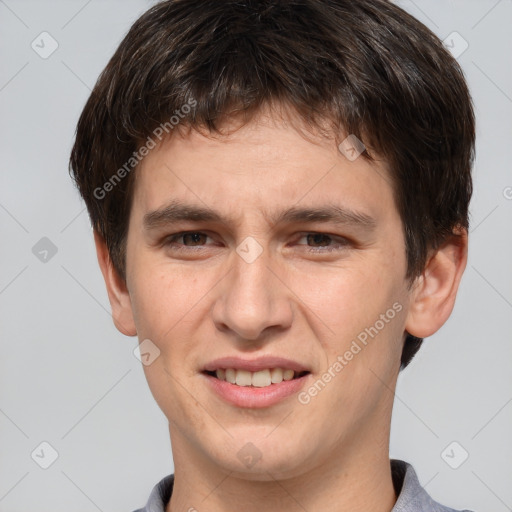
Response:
[69,0,475,510]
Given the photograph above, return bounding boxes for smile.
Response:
[205,368,310,387]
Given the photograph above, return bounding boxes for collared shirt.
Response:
[133,459,474,512]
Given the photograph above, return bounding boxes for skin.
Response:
[95,106,467,512]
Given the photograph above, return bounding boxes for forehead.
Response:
[131,109,395,226]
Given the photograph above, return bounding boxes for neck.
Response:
[166,421,397,512]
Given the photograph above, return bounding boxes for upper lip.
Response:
[203,356,310,373]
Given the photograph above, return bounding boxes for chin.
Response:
[206,437,316,481]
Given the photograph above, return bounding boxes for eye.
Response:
[165,231,212,249]
[162,231,351,255]
[295,233,350,253]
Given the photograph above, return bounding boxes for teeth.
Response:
[225,368,236,384]
[270,368,283,383]
[213,368,303,387]
[235,370,252,386]
[283,369,294,381]
[252,369,271,387]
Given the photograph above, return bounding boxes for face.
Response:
[120,110,412,479]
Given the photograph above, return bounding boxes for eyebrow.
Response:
[143,199,376,232]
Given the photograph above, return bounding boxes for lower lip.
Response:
[203,373,310,408]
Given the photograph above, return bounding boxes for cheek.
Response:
[128,263,204,337]
[289,260,408,383]
[131,268,210,422]
[290,263,395,332]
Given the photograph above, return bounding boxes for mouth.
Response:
[203,368,311,388]
[201,356,312,407]
[202,367,312,408]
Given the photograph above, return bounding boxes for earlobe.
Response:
[93,230,137,336]
[405,228,468,339]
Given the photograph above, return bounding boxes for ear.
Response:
[405,228,468,338]
[93,230,137,336]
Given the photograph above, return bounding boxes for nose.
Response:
[211,247,293,342]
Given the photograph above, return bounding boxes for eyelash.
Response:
[163,231,350,253]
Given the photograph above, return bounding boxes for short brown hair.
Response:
[69,0,475,369]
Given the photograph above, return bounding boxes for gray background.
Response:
[0,0,511,510]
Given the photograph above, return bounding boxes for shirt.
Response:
[133,459,474,512]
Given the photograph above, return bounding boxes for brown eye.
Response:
[295,232,350,254]
[306,233,333,247]
[165,231,211,249]
[181,232,208,246]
